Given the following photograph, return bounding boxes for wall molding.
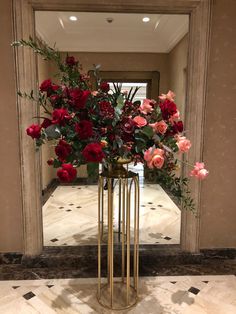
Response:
[12,0,212,255]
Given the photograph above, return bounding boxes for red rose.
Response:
[159,100,177,120]
[26,124,41,139]
[172,121,184,134]
[55,140,72,162]
[40,79,60,96]
[75,120,93,140]
[40,79,52,92]
[82,143,105,162]
[41,118,52,129]
[57,164,77,182]
[99,101,114,119]
[100,82,110,92]
[52,108,71,125]
[49,94,61,106]
[65,56,77,66]
[69,88,90,110]
[47,158,54,166]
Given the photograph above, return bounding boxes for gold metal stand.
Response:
[97,162,140,310]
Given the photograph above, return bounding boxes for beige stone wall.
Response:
[200,0,236,249]
[60,52,169,94]
[0,1,23,252]
[168,35,188,118]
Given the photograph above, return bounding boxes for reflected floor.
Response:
[0,276,236,313]
[43,180,181,246]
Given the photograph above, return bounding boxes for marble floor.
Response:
[43,178,181,246]
[0,275,236,313]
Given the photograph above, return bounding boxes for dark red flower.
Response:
[41,118,52,129]
[40,79,52,93]
[82,143,105,162]
[52,108,71,126]
[40,79,60,96]
[57,164,77,182]
[26,124,41,139]
[65,56,77,66]
[99,101,114,119]
[121,118,135,134]
[100,82,110,92]
[49,94,61,106]
[172,121,184,134]
[69,88,90,110]
[55,140,72,162]
[47,158,54,166]
[75,120,93,140]
[159,100,177,120]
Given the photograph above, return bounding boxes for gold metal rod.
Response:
[133,177,137,289]
[122,179,126,282]
[134,176,140,293]
[98,176,102,298]
[118,179,121,242]
[108,178,114,308]
[126,179,131,305]
[101,177,104,239]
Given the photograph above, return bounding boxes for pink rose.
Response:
[91,91,99,96]
[190,162,209,180]
[133,116,147,128]
[176,136,191,153]
[149,120,168,135]
[144,147,153,162]
[159,90,175,102]
[139,99,154,114]
[144,147,165,169]
[169,110,180,125]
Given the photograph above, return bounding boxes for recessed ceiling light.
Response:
[69,16,77,21]
[142,17,150,23]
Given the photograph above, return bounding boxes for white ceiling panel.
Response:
[35,11,189,53]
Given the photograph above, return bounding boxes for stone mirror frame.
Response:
[13,0,212,255]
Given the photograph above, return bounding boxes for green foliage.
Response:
[151,168,196,213]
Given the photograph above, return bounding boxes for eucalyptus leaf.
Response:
[116,94,124,109]
[141,126,154,139]
[45,125,61,139]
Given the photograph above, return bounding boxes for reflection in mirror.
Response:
[36,11,189,247]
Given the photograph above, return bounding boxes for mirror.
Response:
[35,11,189,247]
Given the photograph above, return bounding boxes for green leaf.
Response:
[116,94,124,109]
[141,126,154,139]
[87,162,99,177]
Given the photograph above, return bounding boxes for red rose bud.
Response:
[55,140,72,162]
[47,158,54,166]
[40,79,52,92]
[100,82,110,92]
[69,88,90,110]
[75,120,93,140]
[52,108,71,126]
[57,164,77,182]
[41,118,52,129]
[82,143,105,162]
[65,56,77,66]
[26,124,41,139]
[159,99,177,120]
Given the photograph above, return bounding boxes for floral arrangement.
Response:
[12,38,208,211]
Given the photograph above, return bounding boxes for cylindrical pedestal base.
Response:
[97,167,139,310]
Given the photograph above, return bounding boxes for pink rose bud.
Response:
[190,162,209,180]
[139,99,154,114]
[176,136,191,153]
[159,90,175,102]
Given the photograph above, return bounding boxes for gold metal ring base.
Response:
[97,282,138,311]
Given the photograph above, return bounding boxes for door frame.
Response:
[12,0,212,255]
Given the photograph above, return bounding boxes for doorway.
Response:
[12,0,212,255]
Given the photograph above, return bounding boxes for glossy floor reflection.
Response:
[43,181,181,246]
[0,275,235,313]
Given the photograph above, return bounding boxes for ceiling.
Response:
[35,11,189,53]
